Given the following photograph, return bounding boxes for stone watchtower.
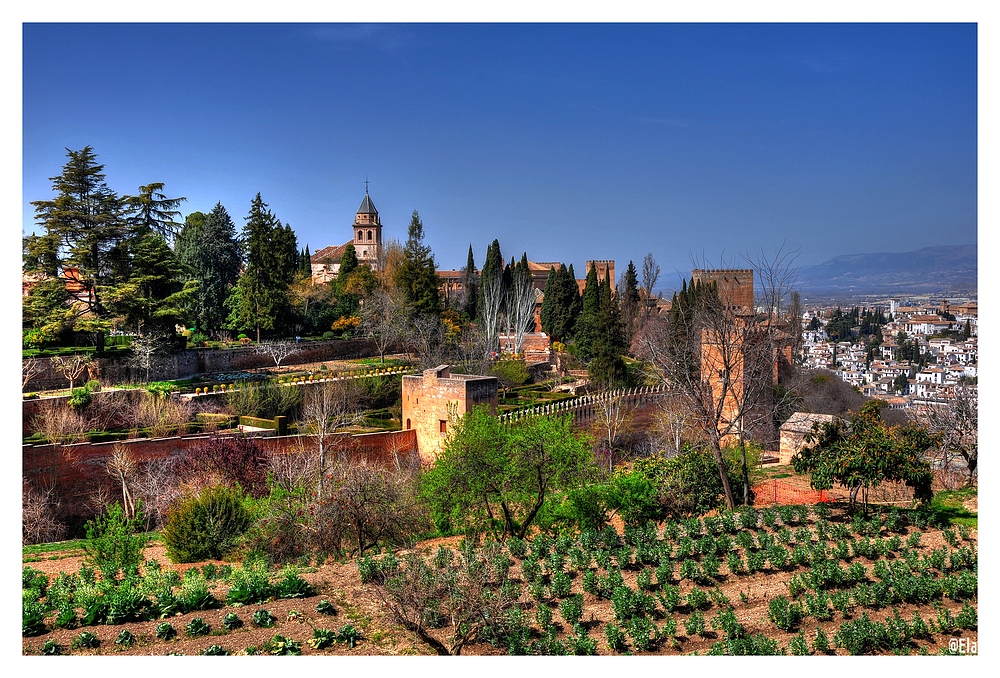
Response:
[353,187,382,268]
[401,365,498,462]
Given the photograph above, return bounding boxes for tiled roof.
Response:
[358,193,378,215]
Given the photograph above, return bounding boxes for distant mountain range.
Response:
[793,244,977,296]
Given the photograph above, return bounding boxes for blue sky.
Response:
[20,21,978,293]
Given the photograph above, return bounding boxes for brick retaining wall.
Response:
[22,428,418,524]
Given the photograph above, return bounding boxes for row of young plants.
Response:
[360,504,976,655]
[22,557,314,637]
[32,596,363,656]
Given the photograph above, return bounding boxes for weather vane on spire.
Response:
[365,177,369,194]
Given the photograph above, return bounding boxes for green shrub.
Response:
[768,595,803,631]
[83,501,147,579]
[604,623,628,653]
[274,564,314,598]
[684,609,706,637]
[22,591,46,637]
[162,485,251,563]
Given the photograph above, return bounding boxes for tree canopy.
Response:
[793,399,936,511]
[421,406,597,540]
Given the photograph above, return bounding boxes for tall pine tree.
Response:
[462,244,478,321]
[394,210,440,316]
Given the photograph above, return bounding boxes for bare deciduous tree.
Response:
[590,390,637,472]
[299,379,366,499]
[478,268,504,359]
[254,340,303,369]
[23,358,45,391]
[31,401,87,446]
[505,266,536,356]
[127,334,171,383]
[635,251,797,509]
[128,393,193,438]
[361,287,409,363]
[640,252,661,321]
[910,383,978,487]
[106,443,139,520]
[50,353,92,389]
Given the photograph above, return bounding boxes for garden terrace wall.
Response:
[23,338,381,392]
[22,429,417,525]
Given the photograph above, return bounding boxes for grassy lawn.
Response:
[929,486,978,529]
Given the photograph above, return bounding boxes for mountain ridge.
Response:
[792,244,977,295]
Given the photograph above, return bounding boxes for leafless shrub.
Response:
[131,458,185,530]
[30,401,88,445]
[106,444,139,521]
[129,393,193,438]
[374,541,522,655]
[22,479,67,545]
[315,458,428,557]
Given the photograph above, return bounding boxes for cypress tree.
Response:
[576,264,601,360]
[463,244,478,320]
[395,210,440,316]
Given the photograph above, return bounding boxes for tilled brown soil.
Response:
[23,515,978,657]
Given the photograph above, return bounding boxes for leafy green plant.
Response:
[72,631,100,649]
[356,553,400,584]
[684,609,706,637]
[559,593,584,626]
[253,609,276,628]
[316,599,337,616]
[226,558,274,605]
[626,616,655,652]
[185,617,211,636]
[82,501,147,579]
[201,644,229,655]
[686,587,709,611]
[264,634,302,655]
[604,623,628,653]
[40,639,62,655]
[274,564,314,598]
[114,628,137,646]
[155,622,176,640]
[22,591,46,637]
[812,627,831,654]
[768,595,804,631]
[789,630,810,655]
[309,628,338,650]
[955,601,977,630]
[223,612,243,630]
[336,624,363,648]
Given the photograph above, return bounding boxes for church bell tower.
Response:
[353,182,382,268]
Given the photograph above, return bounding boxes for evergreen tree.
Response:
[462,244,478,321]
[588,271,628,386]
[176,203,241,336]
[617,260,641,347]
[394,210,440,316]
[29,145,127,321]
[104,231,195,336]
[540,263,582,343]
[576,264,601,361]
[224,193,294,342]
[299,245,312,277]
[125,182,186,243]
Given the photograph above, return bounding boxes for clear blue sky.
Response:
[21,21,978,293]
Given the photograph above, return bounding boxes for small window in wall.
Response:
[406,419,411,430]
[439,420,447,433]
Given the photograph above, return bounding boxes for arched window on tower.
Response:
[367,230,373,241]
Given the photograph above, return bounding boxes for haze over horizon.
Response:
[21,22,977,291]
